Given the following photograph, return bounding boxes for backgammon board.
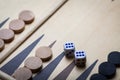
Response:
[0,0,120,80]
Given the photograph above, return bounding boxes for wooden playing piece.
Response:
[99,62,116,79]
[33,52,65,80]
[0,29,15,43]
[90,73,107,80]
[12,67,32,80]
[24,57,43,73]
[0,0,67,64]
[108,51,120,67]
[0,34,44,75]
[35,46,53,62]
[0,39,4,51]
[19,10,35,24]
[9,19,25,33]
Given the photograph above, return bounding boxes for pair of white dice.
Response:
[64,42,86,66]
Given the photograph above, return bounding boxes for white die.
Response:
[74,50,86,66]
[64,42,75,57]
[64,42,75,50]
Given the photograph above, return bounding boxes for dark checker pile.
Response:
[90,51,120,80]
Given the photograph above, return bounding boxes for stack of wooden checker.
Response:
[0,0,120,80]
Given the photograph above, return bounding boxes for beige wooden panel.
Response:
[0,0,120,80]
[0,0,67,63]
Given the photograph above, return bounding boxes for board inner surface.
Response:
[0,0,120,80]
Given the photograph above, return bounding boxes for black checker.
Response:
[108,51,120,66]
[90,73,107,80]
[99,62,116,79]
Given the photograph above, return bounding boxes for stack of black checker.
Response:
[90,51,120,80]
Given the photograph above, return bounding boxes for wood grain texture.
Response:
[0,0,120,80]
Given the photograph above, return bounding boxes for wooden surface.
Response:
[0,0,120,80]
[0,0,67,63]
[0,71,16,80]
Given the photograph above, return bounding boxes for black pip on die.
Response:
[74,50,86,67]
[64,42,75,58]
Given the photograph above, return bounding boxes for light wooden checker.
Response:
[0,0,67,63]
[0,0,120,80]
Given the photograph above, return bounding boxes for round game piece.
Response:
[90,73,107,80]
[0,39,5,51]
[9,19,25,33]
[12,67,32,80]
[19,10,35,24]
[0,29,15,43]
[108,51,120,66]
[24,57,43,73]
[35,46,53,62]
[99,62,116,79]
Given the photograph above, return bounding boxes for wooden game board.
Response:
[0,0,120,80]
